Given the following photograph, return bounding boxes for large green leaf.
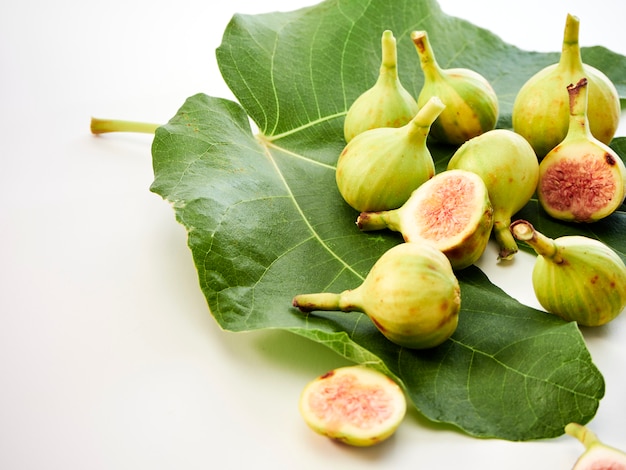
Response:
[149,0,626,440]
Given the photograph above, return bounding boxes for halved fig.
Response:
[299,366,406,447]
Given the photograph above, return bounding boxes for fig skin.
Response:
[343,30,419,143]
[336,96,445,212]
[512,14,620,159]
[356,169,493,270]
[537,78,626,223]
[447,129,539,261]
[299,366,407,447]
[510,220,626,327]
[292,242,461,349]
[411,30,498,146]
[566,423,626,470]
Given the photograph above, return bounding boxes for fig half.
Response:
[299,366,407,447]
[356,169,494,270]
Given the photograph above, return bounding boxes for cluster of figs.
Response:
[292,14,626,454]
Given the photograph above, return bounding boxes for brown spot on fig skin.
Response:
[605,153,616,166]
[320,370,336,380]
[590,275,599,284]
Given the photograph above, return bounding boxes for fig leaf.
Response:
[149,0,626,440]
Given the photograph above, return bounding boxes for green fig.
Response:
[566,423,626,470]
[537,78,626,223]
[447,129,539,260]
[512,14,620,159]
[343,30,419,143]
[356,169,493,270]
[411,30,498,146]
[510,219,626,326]
[299,365,407,447]
[336,96,445,212]
[292,242,460,349]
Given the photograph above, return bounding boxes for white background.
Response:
[1,0,625,468]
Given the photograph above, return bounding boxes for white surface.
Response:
[1,1,625,469]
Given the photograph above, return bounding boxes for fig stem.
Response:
[356,210,400,232]
[380,30,399,75]
[510,220,563,263]
[410,30,443,83]
[90,117,160,135]
[559,14,584,75]
[292,291,362,313]
[565,77,592,139]
[411,96,445,127]
[493,220,518,261]
[565,423,600,450]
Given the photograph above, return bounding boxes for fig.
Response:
[335,96,445,212]
[537,78,626,223]
[512,13,620,159]
[510,219,626,327]
[410,30,498,146]
[299,365,407,447]
[447,129,539,260]
[356,169,493,270]
[343,30,419,143]
[292,242,460,349]
[565,423,626,470]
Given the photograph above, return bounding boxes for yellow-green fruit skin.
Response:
[344,84,418,143]
[343,30,419,143]
[336,128,435,212]
[447,130,538,215]
[417,69,498,146]
[512,66,620,159]
[531,237,626,326]
[355,242,461,349]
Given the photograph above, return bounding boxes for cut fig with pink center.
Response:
[537,78,626,223]
[356,169,494,270]
[539,152,623,222]
[299,366,406,446]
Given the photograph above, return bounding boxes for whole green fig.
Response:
[299,366,406,447]
[356,169,493,270]
[512,14,620,159]
[343,30,419,143]
[411,30,498,146]
[537,78,626,223]
[336,96,445,212]
[447,129,539,260]
[292,242,461,349]
[566,423,626,470]
[510,219,626,327]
